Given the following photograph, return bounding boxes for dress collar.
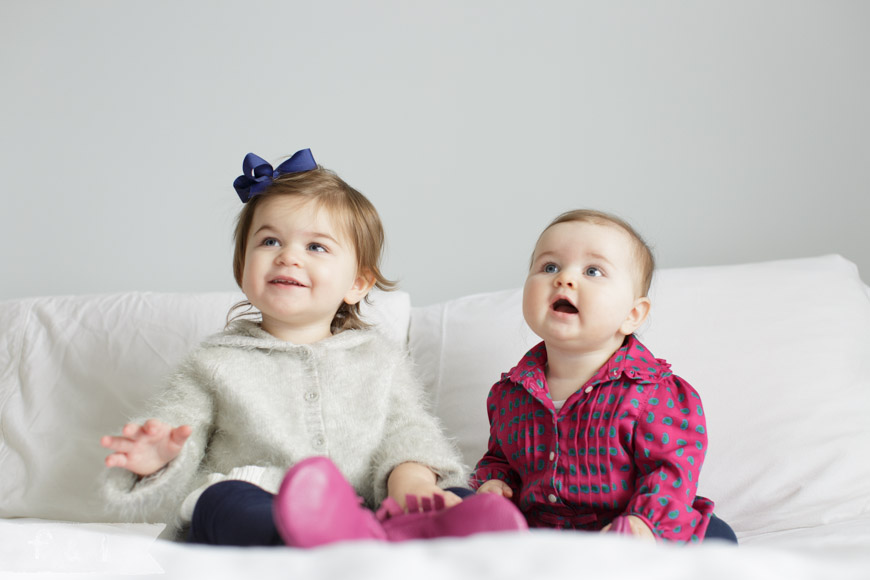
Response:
[506,335,672,396]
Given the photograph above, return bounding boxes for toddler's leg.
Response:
[444,487,475,499]
[188,480,282,546]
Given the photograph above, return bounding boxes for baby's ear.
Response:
[344,269,377,305]
[619,296,651,336]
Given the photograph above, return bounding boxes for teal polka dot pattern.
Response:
[472,336,715,543]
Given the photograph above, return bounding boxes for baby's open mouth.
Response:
[552,299,579,314]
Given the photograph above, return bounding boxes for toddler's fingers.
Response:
[121,423,138,438]
[100,435,132,452]
[170,425,193,445]
[104,453,128,468]
[142,419,166,435]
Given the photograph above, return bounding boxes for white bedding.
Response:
[3,518,870,580]
[2,255,869,578]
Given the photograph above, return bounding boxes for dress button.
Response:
[585,386,593,394]
[548,494,558,503]
[549,451,555,461]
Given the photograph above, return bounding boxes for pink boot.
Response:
[273,456,387,548]
[376,492,528,542]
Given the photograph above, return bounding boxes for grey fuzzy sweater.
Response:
[101,320,466,536]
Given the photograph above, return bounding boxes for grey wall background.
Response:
[2,1,868,306]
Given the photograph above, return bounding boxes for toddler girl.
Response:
[100,149,525,547]
[473,209,736,543]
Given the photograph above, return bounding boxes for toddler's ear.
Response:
[344,269,377,305]
[619,296,651,336]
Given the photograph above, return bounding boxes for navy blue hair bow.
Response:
[233,148,317,203]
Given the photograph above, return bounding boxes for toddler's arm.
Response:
[100,419,192,476]
[367,345,466,504]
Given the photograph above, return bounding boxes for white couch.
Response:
[2,255,869,579]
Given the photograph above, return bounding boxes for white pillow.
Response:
[0,289,409,522]
[409,255,870,537]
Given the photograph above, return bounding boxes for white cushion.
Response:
[409,255,870,537]
[0,290,409,522]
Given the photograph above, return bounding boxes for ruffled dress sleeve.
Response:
[626,374,715,543]
[470,380,523,499]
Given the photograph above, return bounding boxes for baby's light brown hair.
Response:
[533,209,655,297]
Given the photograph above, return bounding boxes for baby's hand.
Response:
[601,515,656,542]
[476,479,513,498]
[100,419,192,476]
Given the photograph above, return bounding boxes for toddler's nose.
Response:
[276,247,303,267]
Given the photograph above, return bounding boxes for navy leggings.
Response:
[187,481,476,546]
[189,480,282,546]
[188,481,737,546]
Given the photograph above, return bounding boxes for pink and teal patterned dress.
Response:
[471,335,715,543]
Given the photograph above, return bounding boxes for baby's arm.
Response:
[100,419,192,476]
[471,381,522,498]
[624,375,711,542]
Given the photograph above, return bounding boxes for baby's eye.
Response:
[262,238,281,247]
[544,263,560,274]
[307,243,327,253]
[585,266,603,277]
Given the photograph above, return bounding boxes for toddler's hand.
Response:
[386,462,463,511]
[100,419,192,476]
[476,479,514,498]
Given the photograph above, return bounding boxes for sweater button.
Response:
[305,392,319,401]
[313,436,325,448]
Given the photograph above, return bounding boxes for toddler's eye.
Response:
[544,263,560,274]
[263,238,280,247]
[307,243,327,253]
[585,267,603,277]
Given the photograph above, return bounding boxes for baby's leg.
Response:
[704,514,738,544]
[188,480,282,546]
